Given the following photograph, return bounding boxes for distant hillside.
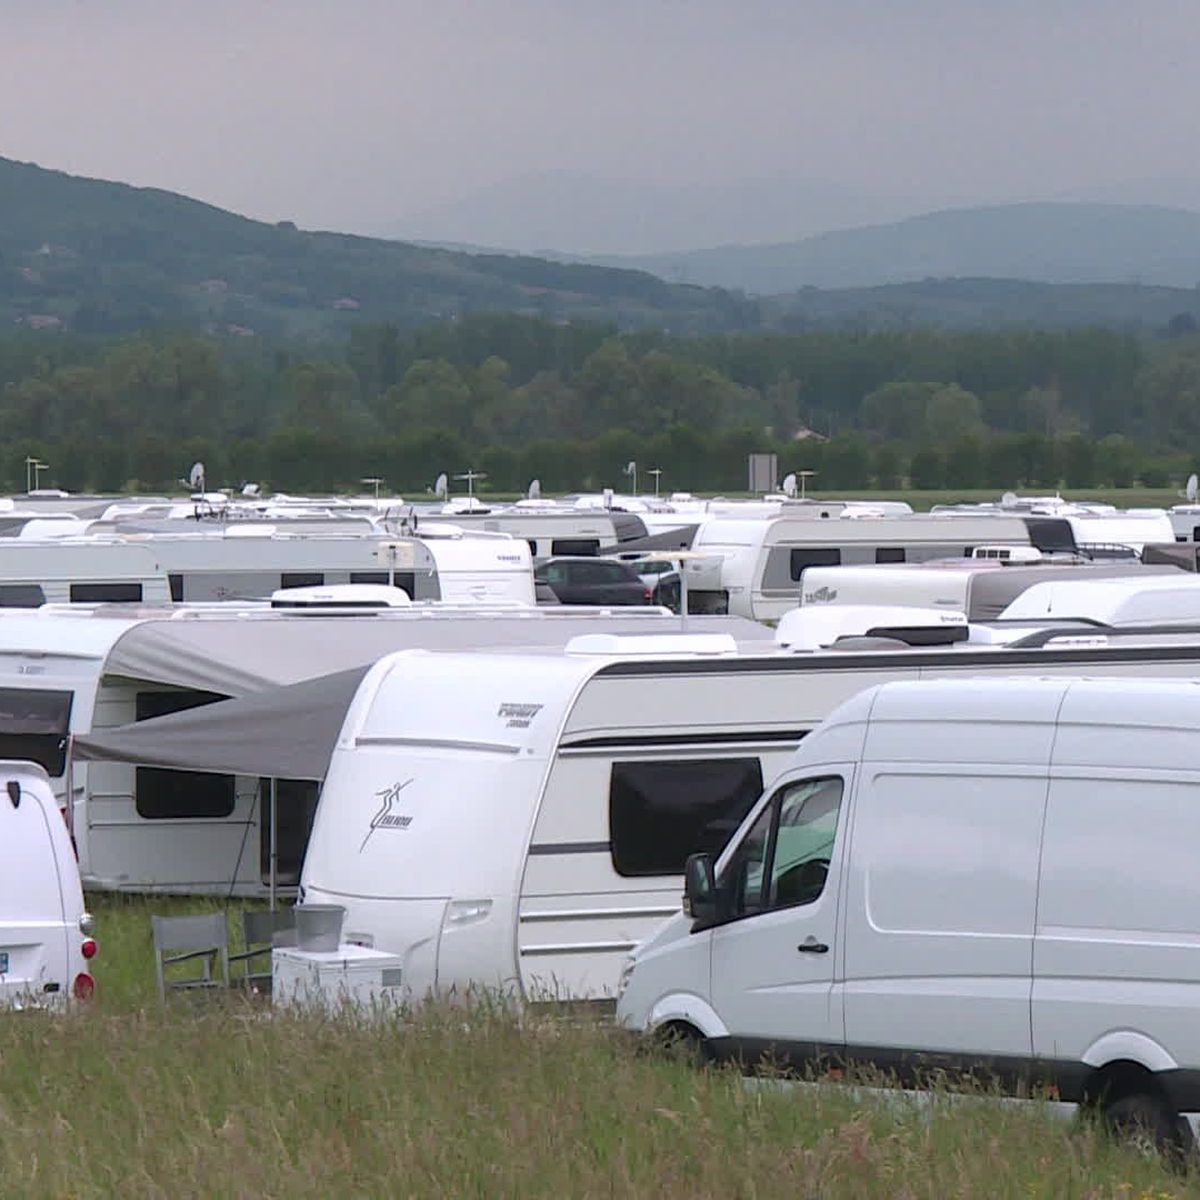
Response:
[0,158,755,338]
[764,277,1200,332]
[593,203,1200,293]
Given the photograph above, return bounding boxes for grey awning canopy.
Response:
[73,666,370,781]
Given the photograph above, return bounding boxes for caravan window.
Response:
[70,582,143,602]
[875,547,906,564]
[280,572,324,590]
[551,538,600,557]
[789,548,841,581]
[0,584,45,607]
[609,758,764,877]
[0,687,72,776]
[134,690,235,820]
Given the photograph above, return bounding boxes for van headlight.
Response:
[617,954,636,1001]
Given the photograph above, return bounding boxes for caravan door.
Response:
[708,771,849,1057]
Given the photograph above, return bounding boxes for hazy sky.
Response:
[2,0,1198,237]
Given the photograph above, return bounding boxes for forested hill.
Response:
[0,157,755,338]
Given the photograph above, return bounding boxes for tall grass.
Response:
[5,896,1179,1197]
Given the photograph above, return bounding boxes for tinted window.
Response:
[610,758,764,877]
[134,690,235,820]
[280,572,324,589]
[0,687,72,777]
[572,560,627,585]
[551,538,600,557]
[0,584,45,608]
[349,572,389,585]
[168,574,184,602]
[789,548,841,581]
[875,547,906,564]
[720,777,843,919]
[70,582,143,602]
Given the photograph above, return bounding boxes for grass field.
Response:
[0,895,1169,1197]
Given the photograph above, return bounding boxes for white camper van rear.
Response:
[0,762,95,1009]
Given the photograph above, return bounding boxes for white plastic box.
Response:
[272,944,405,1015]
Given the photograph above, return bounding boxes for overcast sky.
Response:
[3,0,1198,242]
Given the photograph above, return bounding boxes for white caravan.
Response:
[0,540,171,606]
[0,761,94,1009]
[0,527,534,606]
[617,676,1200,1149]
[298,625,1200,1005]
[682,513,1043,621]
[1000,574,1200,626]
[797,560,1176,621]
[0,606,761,897]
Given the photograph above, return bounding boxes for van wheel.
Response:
[654,1022,708,1068]
[1103,1092,1190,1163]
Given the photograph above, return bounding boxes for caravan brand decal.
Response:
[498,702,543,729]
[803,586,838,604]
[359,779,415,852]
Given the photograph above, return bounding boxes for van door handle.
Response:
[797,938,829,954]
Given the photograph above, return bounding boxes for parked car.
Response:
[617,675,1200,1154]
[0,762,95,1009]
[533,557,653,606]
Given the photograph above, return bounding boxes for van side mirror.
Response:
[683,853,717,926]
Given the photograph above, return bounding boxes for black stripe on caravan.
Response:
[560,730,808,750]
[528,841,612,856]
[594,643,1200,678]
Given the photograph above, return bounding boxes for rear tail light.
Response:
[643,587,652,601]
[72,972,95,1001]
[81,938,97,960]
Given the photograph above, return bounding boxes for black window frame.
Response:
[0,686,73,777]
[70,582,143,603]
[133,690,236,820]
[789,547,841,582]
[551,538,601,557]
[609,757,765,878]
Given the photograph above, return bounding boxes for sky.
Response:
[2,0,1199,248]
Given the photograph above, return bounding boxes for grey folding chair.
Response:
[229,908,296,994]
[151,912,230,1001]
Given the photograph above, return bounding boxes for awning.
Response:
[73,666,369,780]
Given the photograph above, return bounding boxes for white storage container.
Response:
[272,944,405,1015]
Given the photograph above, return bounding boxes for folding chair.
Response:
[229,908,296,994]
[151,912,230,1001]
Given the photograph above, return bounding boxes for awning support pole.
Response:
[269,777,278,912]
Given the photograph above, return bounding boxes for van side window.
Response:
[609,758,764,877]
[720,776,843,920]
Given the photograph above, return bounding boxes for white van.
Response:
[616,676,1200,1148]
[0,762,95,1009]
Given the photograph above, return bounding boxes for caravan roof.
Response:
[1001,574,1200,626]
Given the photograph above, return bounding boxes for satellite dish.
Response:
[527,478,541,500]
[1187,474,1198,503]
[241,483,260,497]
[781,472,797,499]
[188,462,205,492]
[623,460,636,476]
[1000,491,1019,509]
[434,472,448,500]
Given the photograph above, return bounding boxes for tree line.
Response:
[0,314,1198,493]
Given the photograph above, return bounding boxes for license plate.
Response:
[0,952,8,974]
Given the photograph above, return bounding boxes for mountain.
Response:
[387,171,955,256]
[0,157,756,338]
[590,203,1200,294]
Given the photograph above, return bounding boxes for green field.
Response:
[0,895,1172,1197]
